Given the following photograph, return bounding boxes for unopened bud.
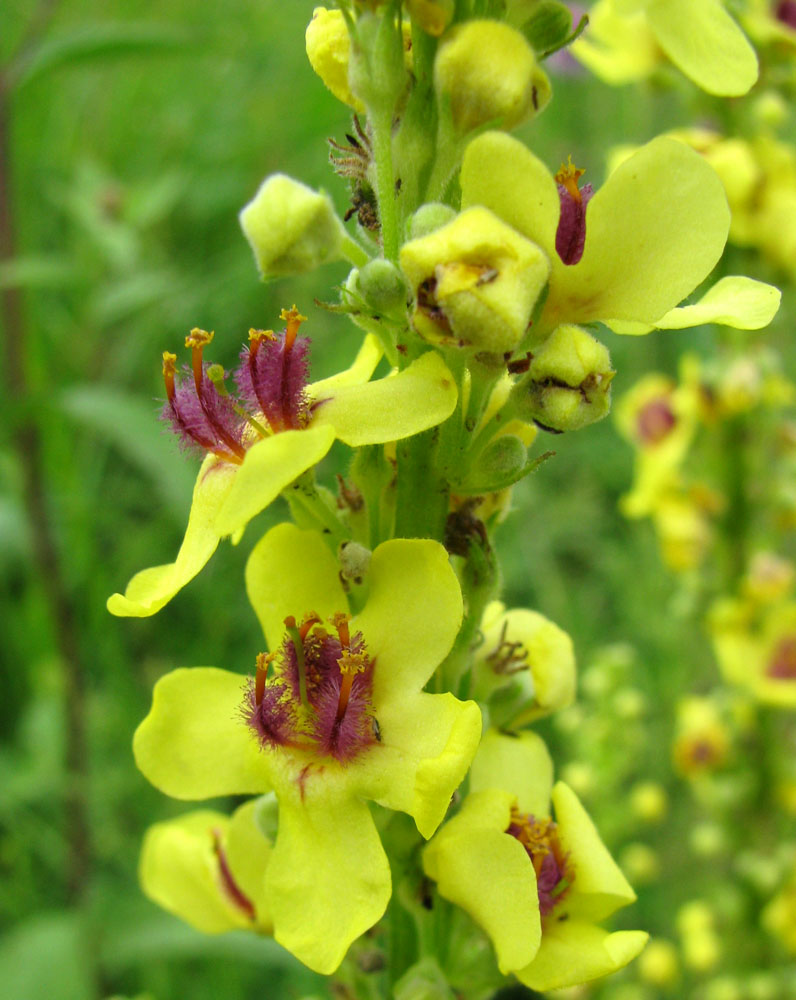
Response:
[405,0,454,36]
[354,258,408,315]
[461,434,527,493]
[305,7,363,110]
[240,174,345,278]
[400,206,549,353]
[512,324,613,432]
[434,20,551,133]
[406,202,457,241]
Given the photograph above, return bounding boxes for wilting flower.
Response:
[133,523,481,973]
[139,800,272,934]
[572,0,758,97]
[108,309,457,617]
[423,729,647,992]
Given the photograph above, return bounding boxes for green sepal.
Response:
[521,1,573,54]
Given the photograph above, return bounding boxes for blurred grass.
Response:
[1,2,794,998]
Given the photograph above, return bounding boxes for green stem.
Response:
[284,472,347,548]
[394,428,449,540]
[371,107,399,261]
[341,233,371,268]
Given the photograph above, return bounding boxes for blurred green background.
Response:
[1,2,794,998]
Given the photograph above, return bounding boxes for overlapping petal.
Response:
[461,132,731,335]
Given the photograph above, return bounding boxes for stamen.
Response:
[254,651,273,706]
[162,351,177,403]
[280,305,308,352]
[336,649,369,722]
[211,828,256,921]
[186,327,215,394]
[555,157,586,204]
[331,611,352,649]
[284,616,309,708]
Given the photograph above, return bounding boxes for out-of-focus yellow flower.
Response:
[572,0,758,96]
[763,869,796,953]
[629,781,668,824]
[742,552,796,605]
[710,597,796,707]
[676,900,721,972]
[652,491,714,573]
[672,696,731,777]
[638,938,679,986]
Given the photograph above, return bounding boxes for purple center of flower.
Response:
[636,396,677,445]
[507,808,572,915]
[768,635,796,679]
[243,611,379,764]
[161,306,312,462]
[555,158,593,267]
[777,1,796,29]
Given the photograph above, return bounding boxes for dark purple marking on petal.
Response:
[555,182,593,267]
[212,828,256,920]
[768,636,796,679]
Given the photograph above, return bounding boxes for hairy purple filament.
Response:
[243,615,378,764]
[160,309,312,463]
[777,1,796,29]
[555,179,593,267]
[235,328,311,432]
[161,356,247,463]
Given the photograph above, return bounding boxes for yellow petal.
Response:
[652,276,781,331]
[245,522,347,651]
[214,425,336,539]
[311,351,458,446]
[107,457,235,617]
[469,729,554,817]
[134,668,269,800]
[308,333,383,397]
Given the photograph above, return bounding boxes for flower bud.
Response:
[305,7,363,110]
[405,202,458,240]
[512,324,614,432]
[460,434,528,493]
[354,258,408,315]
[473,600,576,726]
[405,0,454,36]
[434,20,551,133]
[240,174,346,278]
[400,206,549,353]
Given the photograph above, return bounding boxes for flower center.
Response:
[161,306,312,462]
[768,635,796,679]
[243,611,379,763]
[507,807,573,915]
[636,396,677,445]
[554,157,593,267]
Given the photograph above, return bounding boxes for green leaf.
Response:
[59,385,194,523]
[522,1,573,54]
[11,23,189,91]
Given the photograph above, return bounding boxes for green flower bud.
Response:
[405,202,458,241]
[460,433,527,493]
[400,206,550,353]
[433,20,551,134]
[354,258,407,315]
[239,174,345,278]
[512,324,614,432]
